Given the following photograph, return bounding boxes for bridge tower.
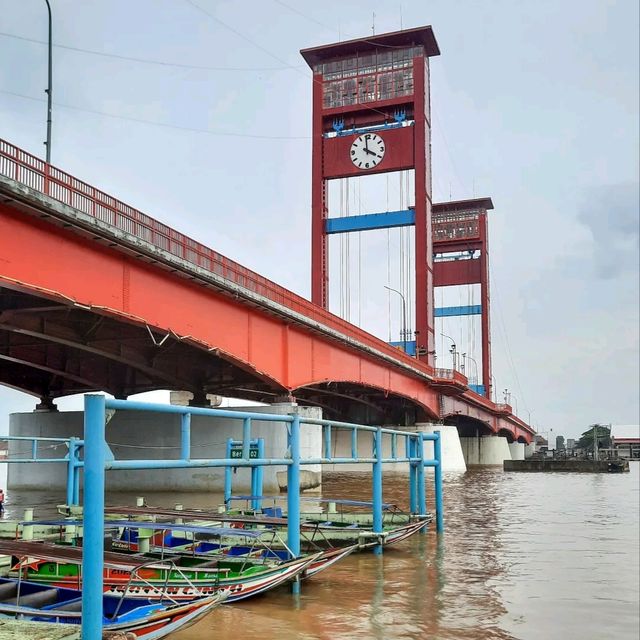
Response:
[301,26,441,365]
[432,198,494,400]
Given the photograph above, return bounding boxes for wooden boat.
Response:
[0,539,317,603]
[105,520,359,579]
[0,575,226,639]
[103,502,432,550]
[28,519,358,581]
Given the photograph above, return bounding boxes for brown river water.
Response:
[3,465,639,640]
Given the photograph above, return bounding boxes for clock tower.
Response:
[301,26,441,365]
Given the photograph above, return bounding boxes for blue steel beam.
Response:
[434,305,482,317]
[469,384,486,395]
[325,210,415,234]
[389,340,416,356]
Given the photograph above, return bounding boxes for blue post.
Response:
[409,437,418,514]
[323,424,332,460]
[224,438,233,505]
[242,418,251,459]
[73,444,81,506]
[351,427,358,459]
[66,437,76,506]
[417,435,426,520]
[180,413,191,460]
[82,394,106,640]
[73,466,80,505]
[252,439,265,511]
[372,427,383,555]
[287,414,301,593]
[434,431,444,533]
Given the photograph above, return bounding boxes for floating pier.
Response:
[504,459,629,473]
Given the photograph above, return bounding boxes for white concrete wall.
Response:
[460,436,512,466]
[325,422,466,474]
[508,442,526,461]
[8,403,322,493]
[417,424,467,473]
[524,443,536,459]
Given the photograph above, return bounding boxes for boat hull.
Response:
[17,555,316,603]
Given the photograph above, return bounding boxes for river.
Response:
[4,464,639,639]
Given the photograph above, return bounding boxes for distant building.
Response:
[566,438,576,450]
[611,425,640,460]
[534,434,549,455]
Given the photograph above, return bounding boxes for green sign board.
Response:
[230,447,259,459]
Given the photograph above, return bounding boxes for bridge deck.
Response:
[0,138,534,440]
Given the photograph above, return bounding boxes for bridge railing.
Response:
[433,368,468,385]
[0,138,435,375]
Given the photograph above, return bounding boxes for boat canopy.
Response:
[19,519,268,539]
[0,540,172,571]
[228,495,395,509]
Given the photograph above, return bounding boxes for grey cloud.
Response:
[577,182,639,279]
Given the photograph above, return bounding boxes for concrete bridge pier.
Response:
[508,442,526,460]
[460,435,512,466]
[415,424,466,473]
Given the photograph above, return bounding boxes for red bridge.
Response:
[0,26,535,446]
[0,138,533,444]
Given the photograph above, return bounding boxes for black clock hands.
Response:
[363,139,376,156]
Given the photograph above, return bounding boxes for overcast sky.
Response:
[0,0,638,439]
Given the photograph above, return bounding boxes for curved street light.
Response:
[462,352,480,383]
[384,286,407,354]
[440,332,458,370]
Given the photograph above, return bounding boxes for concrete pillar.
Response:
[417,424,467,473]
[8,403,322,493]
[460,435,512,466]
[508,442,525,461]
[524,443,536,458]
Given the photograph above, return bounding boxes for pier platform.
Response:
[504,459,629,473]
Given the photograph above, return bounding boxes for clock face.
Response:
[350,133,386,170]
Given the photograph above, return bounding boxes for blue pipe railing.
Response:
[78,395,444,640]
[0,435,83,507]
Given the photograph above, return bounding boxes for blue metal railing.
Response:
[77,395,443,640]
[0,435,83,507]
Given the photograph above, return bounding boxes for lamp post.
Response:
[384,286,407,354]
[462,353,480,384]
[44,0,53,164]
[502,389,519,415]
[440,333,457,370]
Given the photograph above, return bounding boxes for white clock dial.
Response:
[350,133,386,170]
